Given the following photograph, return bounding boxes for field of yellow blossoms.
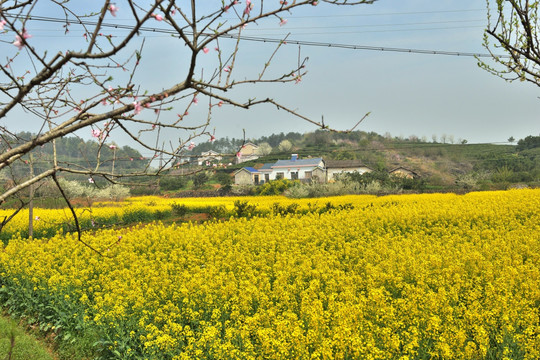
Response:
[0,189,539,359]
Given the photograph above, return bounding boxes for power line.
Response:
[227,8,489,19]
[4,13,507,58]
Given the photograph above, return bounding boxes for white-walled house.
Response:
[325,159,373,182]
[197,150,222,166]
[234,155,325,185]
[269,155,325,182]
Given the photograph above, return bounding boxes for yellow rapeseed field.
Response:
[0,189,539,359]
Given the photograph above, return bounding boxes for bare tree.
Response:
[0,0,375,236]
[481,0,540,86]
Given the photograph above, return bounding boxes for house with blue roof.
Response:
[270,154,325,182]
[233,167,260,185]
[234,155,325,185]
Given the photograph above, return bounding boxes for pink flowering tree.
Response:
[0,0,375,233]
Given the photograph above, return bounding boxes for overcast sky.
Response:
[2,0,539,150]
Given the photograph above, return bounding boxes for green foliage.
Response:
[192,172,209,189]
[255,179,294,196]
[0,316,55,360]
[516,135,540,151]
[271,202,299,216]
[159,175,186,191]
[208,205,228,219]
[232,200,256,218]
[171,202,189,218]
[213,171,232,193]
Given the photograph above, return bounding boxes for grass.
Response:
[0,315,56,360]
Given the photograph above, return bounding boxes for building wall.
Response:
[327,167,372,181]
[240,143,258,156]
[313,168,326,183]
[234,170,254,185]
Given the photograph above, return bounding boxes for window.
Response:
[265,174,270,182]
[276,172,284,180]
[254,174,259,184]
[291,171,298,180]
[305,171,312,179]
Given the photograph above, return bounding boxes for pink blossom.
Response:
[13,29,31,50]
[210,135,216,142]
[108,86,113,92]
[280,1,288,4]
[35,216,40,221]
[203,47,209,54]
[192,97,198,105]
[215,46,220,51]
[101,98,107,106]
[88,178,95,184]
[91,129,102,138]
[236,152,242,158]
[244,0,253,15]
[0,20,7,31]
[224,65,231,72]
[109,144,117,149]
[279,18,288,26]
[217,101,224,107]
[187,141,196,150]
[171,9,176,15]
[152,13,163,21]
[108,4,118,17]
[311,0,318,5]
[133,101,142,115]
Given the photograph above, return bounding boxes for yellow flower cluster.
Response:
[0,189,539,359]
[0,194,373,242]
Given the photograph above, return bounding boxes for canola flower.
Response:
[0,189,539,359]
[0,194,373,242]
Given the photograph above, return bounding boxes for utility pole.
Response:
[28,153,34,238]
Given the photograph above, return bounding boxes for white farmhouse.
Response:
[269,154,325,182]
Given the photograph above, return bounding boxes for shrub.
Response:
[233,200,256,218]
[256,179,294,196]
[171,202,189,218]
[208,205,228,219]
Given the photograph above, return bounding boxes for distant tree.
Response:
[432,134,438,143]
[278,139,293,153]
[440,134,448,144]
[256,143,273,156]
[461,139,468,145]
[508,136,516,144]
[192,172,209,189]
[516,135,540,151]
